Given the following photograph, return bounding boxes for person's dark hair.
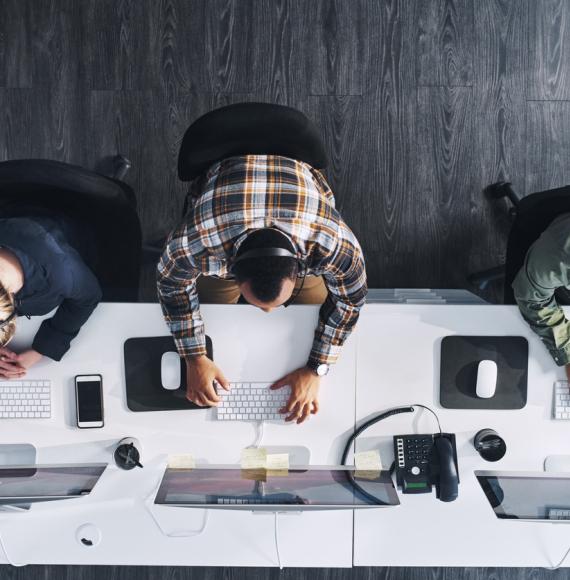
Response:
[233,229,298,303]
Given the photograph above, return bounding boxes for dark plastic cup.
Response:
[474,428,506,462]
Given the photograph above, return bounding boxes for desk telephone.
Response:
[394,433,458,501]
[342,406,459,503]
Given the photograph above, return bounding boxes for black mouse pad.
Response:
[439,336,528,410]
[124,336,213,412]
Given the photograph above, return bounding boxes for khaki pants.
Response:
[197,275,328,305]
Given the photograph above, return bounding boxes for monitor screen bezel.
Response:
[0,463,107,504]
[475,470,570,522]
[154,464,400,510]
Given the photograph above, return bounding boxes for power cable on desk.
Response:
[273,511,283,569]
[0,529,26,567]
[252,420,265,448]
[547,542,570,570]
[144,476,209,538]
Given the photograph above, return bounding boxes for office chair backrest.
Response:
[0,159,141,302]
[0,159,135,209]
[514,185,570,240]
[177,102,329,181]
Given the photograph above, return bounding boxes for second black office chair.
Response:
[0,157,142,302]
[469,181,570,304]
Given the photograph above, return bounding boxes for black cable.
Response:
[341,404,444,505]
[341,407,414,506]
[341,406,414,465]
[411,404,442,435]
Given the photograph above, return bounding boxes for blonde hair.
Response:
[0,283,16,346]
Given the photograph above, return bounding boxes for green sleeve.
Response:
[512,216,570,366]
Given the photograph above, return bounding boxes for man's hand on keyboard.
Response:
[565,364,570,383]
[0,347,25,379]
[185,355,230,407]
[271,367,320,424]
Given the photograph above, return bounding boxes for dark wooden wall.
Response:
[4,0,570,301]
[1,0,570,576]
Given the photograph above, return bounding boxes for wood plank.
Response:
[0,87,88,164]
[526,101,570,193]
[366,0,416,94]
[88,89,180,241]
[468,0,529,292]
[149,0,264,94]
[416,0,474,87]
[308,0,369,95]
[84,0,154,90]
[0,0,33,88]
[528,0,570,100]
[30,0,83,89]
[414,86,474,287]
[252,0,308,102]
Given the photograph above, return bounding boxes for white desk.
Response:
[354,304,570,568]
[0,304,357,567]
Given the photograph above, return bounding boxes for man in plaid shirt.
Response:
[157,154,366,424]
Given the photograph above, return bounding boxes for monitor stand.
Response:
[544,455,570,472]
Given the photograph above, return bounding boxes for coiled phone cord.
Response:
[341,405,443,505]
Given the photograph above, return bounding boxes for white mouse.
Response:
[161,351,181,390]
[475,359,498,399]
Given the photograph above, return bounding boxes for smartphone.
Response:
[75,375,104,429]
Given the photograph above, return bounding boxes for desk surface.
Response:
[0,303,357,567]
[354,304,570,568]
[1,302,568,568]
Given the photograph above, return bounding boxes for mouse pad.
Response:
[124,336,213,412]
[439,336,528,410]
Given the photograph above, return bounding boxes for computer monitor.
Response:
[0,464,107,505]
[476,470,570,522]
[154,465,400,511]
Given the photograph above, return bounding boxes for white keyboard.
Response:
[216,382,290,421]
[553,381,570,419]
[549,508,570,520]
[0,380,51,419]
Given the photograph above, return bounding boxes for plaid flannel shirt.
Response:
[157,155,367,367]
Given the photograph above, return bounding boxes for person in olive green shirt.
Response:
[513,214,570,380]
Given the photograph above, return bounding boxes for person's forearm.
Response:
[517,297,570,365]
[157,276,207,357]
[308,297,361,366]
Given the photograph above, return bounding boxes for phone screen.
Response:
[77,380,103,423]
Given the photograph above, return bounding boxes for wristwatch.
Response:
[307,361,330,377]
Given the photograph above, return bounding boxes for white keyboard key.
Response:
[216,382,291,421]
[0,380,51,419]
[554,381,570,420]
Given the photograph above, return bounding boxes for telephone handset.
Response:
[393,432,459,502]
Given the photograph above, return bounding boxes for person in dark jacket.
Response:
[0,216,102,378]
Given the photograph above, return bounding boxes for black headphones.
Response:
[230,246,299,270]
[229,229,306,273]
[230,230,309,306]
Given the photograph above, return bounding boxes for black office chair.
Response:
[468,182,570,304]
[0,157,142,302]
[177,102,328,183]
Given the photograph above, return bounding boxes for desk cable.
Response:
[547,543,570,570]
[250,420,283,569]
[0,527,26,567]
[274,511,283,569]
[252,420,265,449]
[144,476,209,539]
